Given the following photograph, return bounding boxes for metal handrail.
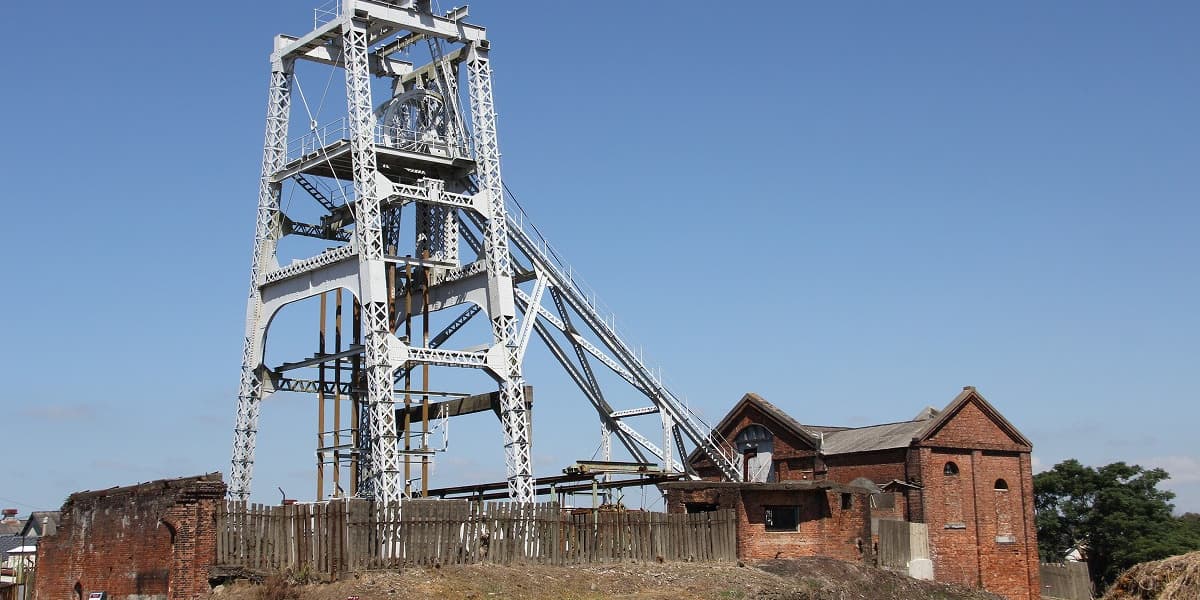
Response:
[287,117,471,164]
[505,207,741,475]
[313,0,341,28]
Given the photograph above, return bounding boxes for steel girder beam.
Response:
[519,301,650,465]
[231,57,294,502]
[505,221,742,481]
[467,43,533,504]
[343,18,401,504]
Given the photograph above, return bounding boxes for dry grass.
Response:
[254,574,299,600]
[1102,551,1200,600]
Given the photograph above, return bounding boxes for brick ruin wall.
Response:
[665,486,873,563]
[35,474,225,600]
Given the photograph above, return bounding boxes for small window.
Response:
[994,479,1009,491]
[841,493,853,510]
[764,506,800,531]
[943,461,959,476]
[685,502,718,514]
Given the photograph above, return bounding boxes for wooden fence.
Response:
[215,500,736,574]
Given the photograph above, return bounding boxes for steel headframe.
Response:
[230,0,741,507]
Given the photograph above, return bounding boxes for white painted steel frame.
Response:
[232,0,739,507]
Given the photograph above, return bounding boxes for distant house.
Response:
[16,512,58,543]
[662,386,1040,600]
[0,509,59,600]
[0,511,22,575]
[0,508,23,583]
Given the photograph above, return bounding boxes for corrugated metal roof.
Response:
[746,394,935,455]
[817,419,931,455]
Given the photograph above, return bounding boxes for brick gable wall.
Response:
[915,397,1041,600]
[923,401,1026,452]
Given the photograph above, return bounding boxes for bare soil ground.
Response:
[208,557,1004,600]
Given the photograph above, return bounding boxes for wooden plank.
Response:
[493,502,505,565]
[229,501,237,566]
[215,501,225,564]
[292,504,301,570]
[277,505,286,569]
[238,500,245,565]
[311,503,320,574]
[438,501,448,565]
[270,505,278,570]
[252,503,260,570]
[644,511,653,562]
[379,501,388,568]
[254,503,263,570]
[402,501,411,567]
[500,502,511,565]
[412,501,425,565]
[274,505,282,569]
[485,502,496,565]
[331,501,342,575]
[246,503,254,569]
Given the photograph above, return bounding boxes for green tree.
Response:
[1034,459,1198,591]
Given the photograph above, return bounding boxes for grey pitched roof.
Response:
[817,419,931,455]
[718,393,935,456]
[19,512,60,538]
[749,395,822,447]
[0,535,22,563]
[0,520,19,536]
[704,387,1030,465]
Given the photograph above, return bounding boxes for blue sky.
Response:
[1,1,1197,514]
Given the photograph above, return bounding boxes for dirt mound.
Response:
[1101,551,1200,600]
[755,557,1000,599]
[208,559,1003,600]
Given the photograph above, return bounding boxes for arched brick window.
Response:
[995,478,1015,541]
[941,460,965,528]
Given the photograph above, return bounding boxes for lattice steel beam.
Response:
[231,56,294,501]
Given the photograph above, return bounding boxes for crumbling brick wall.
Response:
[662,483,872,564]
[34,473,225,600]
[737,489,870,562]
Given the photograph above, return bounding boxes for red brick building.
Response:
[34,473,226,600]
[668,387,1039,600]
[660,479,879,563]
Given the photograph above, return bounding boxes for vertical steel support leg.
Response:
[661,412,675,472]
[344,19,401,504]
[467,43,534,504]
[601,422,612,462]
[230,58,293,501]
